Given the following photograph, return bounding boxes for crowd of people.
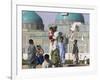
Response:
[48,25,79,66]
[27,25,79,68]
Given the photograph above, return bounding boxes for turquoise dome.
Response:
[56,13,84,23]
[22,11,43,24]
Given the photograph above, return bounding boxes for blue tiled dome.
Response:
[56,13,84,23]
[22,11,43,24]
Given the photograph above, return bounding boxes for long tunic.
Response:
[28,44,36,64]
[57,36,66,64]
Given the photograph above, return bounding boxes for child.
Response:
[36,45,44,65]
[42,54,52,68]
[72,40,79,64]
[48,27,54,42]
[48,27,55,52]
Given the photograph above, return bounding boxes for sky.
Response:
[36,11,89,31]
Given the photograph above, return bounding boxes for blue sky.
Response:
[36,11,89,31]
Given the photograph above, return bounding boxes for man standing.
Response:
[57,32,66,65]
[51,25,60,67]
[27,39,37,68]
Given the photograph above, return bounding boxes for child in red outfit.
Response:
[48,27,54,45]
